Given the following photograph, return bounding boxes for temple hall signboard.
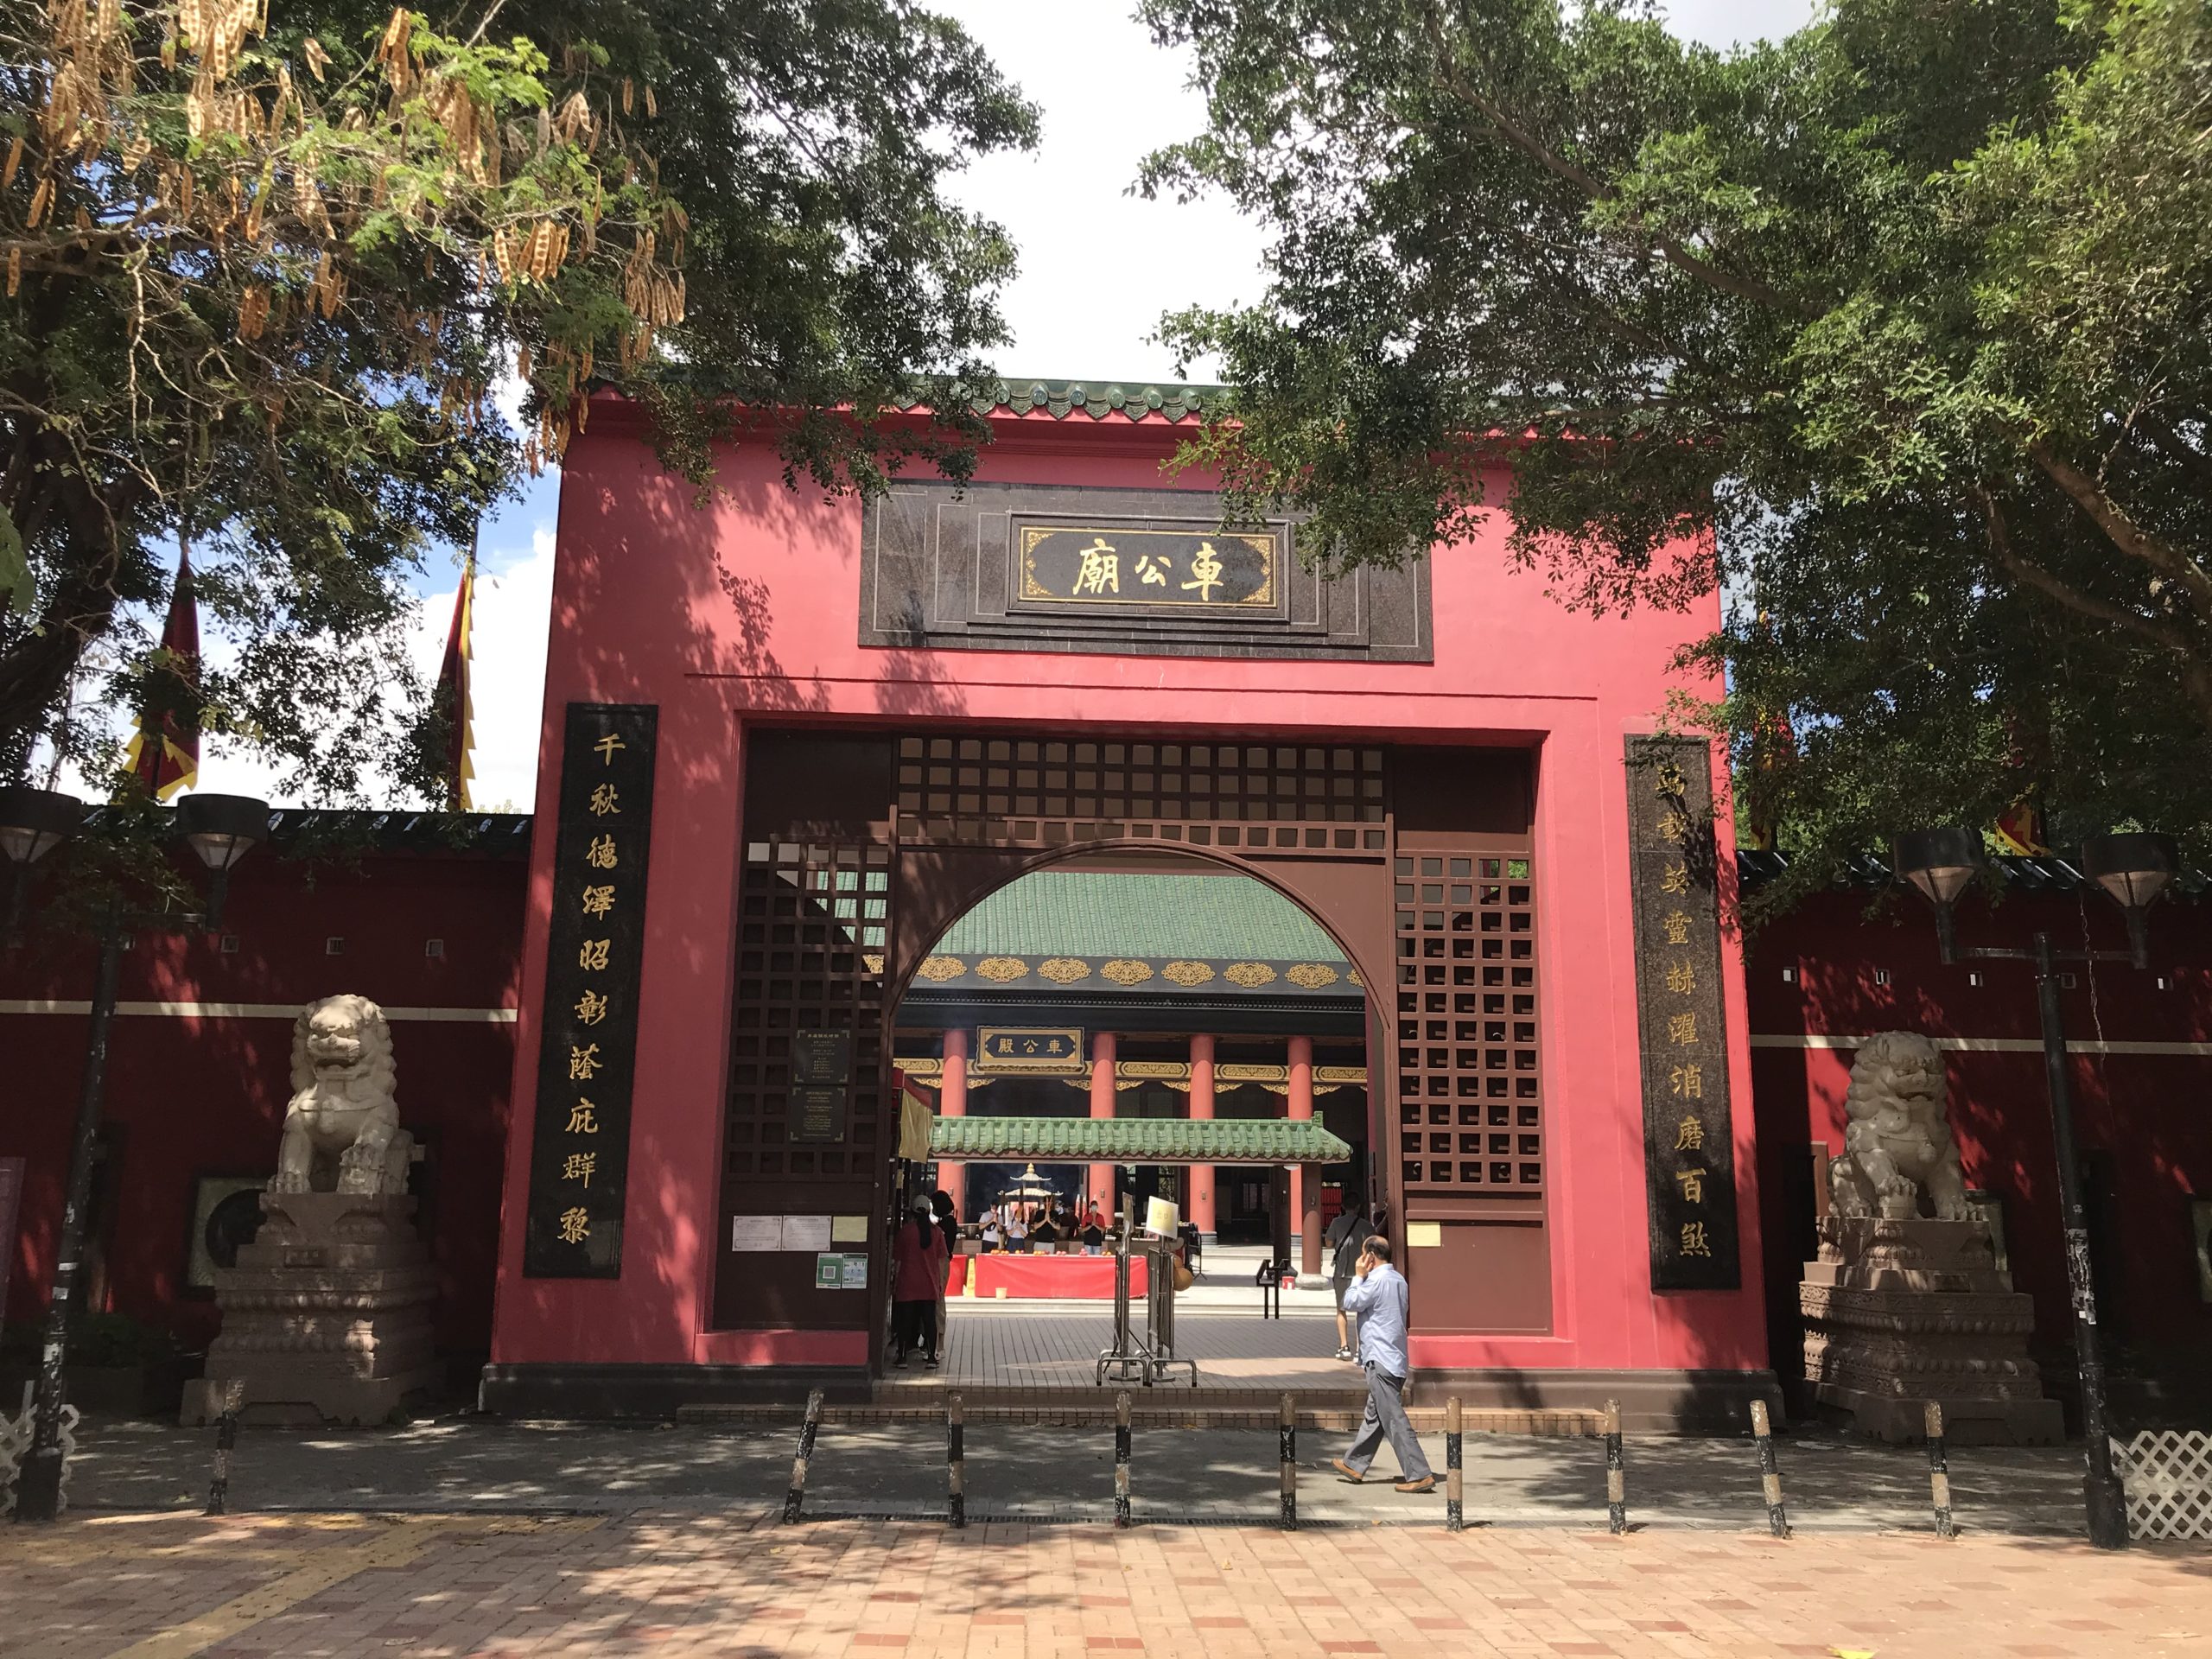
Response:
[1015,524,1275,612]
[860,480,1432,662]
[1624,736,1741,1292]
[524,703,658,1277]
[974,1027,1085,1074]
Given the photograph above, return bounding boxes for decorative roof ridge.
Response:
[1737,847,2209,897]
[73,804,532,856]
[888,377,1233,425]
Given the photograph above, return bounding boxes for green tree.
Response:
[0,0,1034,798]
[1141,0,2212,905]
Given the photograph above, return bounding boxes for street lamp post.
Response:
[0,785,269,1524]
[1892,827,2180,1552]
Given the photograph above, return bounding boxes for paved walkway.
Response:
[880,1306,1351,1393]
[5,1507,2209,1658]
[65,1414,2094,1534]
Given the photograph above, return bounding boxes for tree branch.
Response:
[1973,482,2212,720]
[2024,438,2212,624]
[1419,1,1809,319]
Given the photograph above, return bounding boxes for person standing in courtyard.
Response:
[892,1196,947,1367]
[1331,1236,1434,1492]
[931,1189,959,1354]
[1325,1198,1370,1362]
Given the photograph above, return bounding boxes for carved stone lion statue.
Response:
[270,995,413,1197]
[1828,1030,1972,1221]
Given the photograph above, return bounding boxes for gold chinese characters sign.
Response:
[1625,736,1741,1292]
[974,1027,1085,1075]
[1015,524,1277,612]
[524,703,658,1277]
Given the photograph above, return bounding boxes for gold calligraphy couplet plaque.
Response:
[524,703,658,1278]
[1624,735,1741,1292]
[1014,523,1279,612]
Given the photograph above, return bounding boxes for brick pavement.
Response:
[4,1508,2209,1659]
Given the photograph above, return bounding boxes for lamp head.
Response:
[1891,828,1984,965]
[2081,831,2181,968]
[0,785,84,866]
[1891,828,1984,908]
[174,792,270,874]
[2080,831,2180,914]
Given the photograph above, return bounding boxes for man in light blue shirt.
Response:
[1331,1235,1434,1491]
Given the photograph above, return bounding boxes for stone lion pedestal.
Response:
[1801,1214,2063,1445]
[181,995,439,1426]
[181,1189,440,1426]
[1798,1030,2063,1446]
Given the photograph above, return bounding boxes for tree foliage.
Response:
[1141,0,2212,906]
[0,0,1034,798]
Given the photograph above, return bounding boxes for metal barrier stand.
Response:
[1096,1235,1197,1387]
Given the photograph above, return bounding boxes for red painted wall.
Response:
[490,398,1774,1378]
[1745,882,2212,1397]
[0,840,526,1360]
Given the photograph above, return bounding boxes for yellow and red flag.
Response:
[435,549,475,810]
[122,547,200,801]
[1993,798,2049,856]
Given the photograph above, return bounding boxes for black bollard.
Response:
[1750,1399,1790,1539]
[1925,1401,1955,1539]
[948,1393,966,1530]
[783,1388,823,1524]
[1114,1391,1132,1529]
[1445,1397,1464,1532]
[1604,1397,1627,1535]
[204,1382,241,1517]
[1279,1394,1298,1529]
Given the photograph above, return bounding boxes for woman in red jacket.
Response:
[891,1195,948,1367]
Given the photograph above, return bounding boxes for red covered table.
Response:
[967,1252,1151,1300]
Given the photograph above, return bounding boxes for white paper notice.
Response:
[782,1214,833,1252]
[730,1215,784,1253]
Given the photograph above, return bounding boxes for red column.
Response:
[938,1028,968,1218]
[1188,1033,1217,1238]
[1288,1035,1322,1275]
[1089,1031,1117,1219]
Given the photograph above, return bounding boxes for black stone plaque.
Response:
[524,703,657,1278]
[1014,523,1275,613]
[791,1029,853,1087]
[1625,735,1741,1292]
[787,1084,849,1144]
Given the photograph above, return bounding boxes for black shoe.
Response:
[924,1354,939,1368]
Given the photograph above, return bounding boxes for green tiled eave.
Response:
[929,1116,1351,1166]
[934,871,1347,963]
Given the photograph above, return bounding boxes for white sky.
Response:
[136,0,1812,810]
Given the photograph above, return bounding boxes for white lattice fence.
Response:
[0,1382,79,1516]
[2112,1431,2212,1541]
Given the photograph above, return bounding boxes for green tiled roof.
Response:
[935,872,1348,963]
[931,1116,1351,1166]
[895,378,1228,424]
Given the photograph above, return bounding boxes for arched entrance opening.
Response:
[885,854,1370,1384]
[714,728,1553,1384]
